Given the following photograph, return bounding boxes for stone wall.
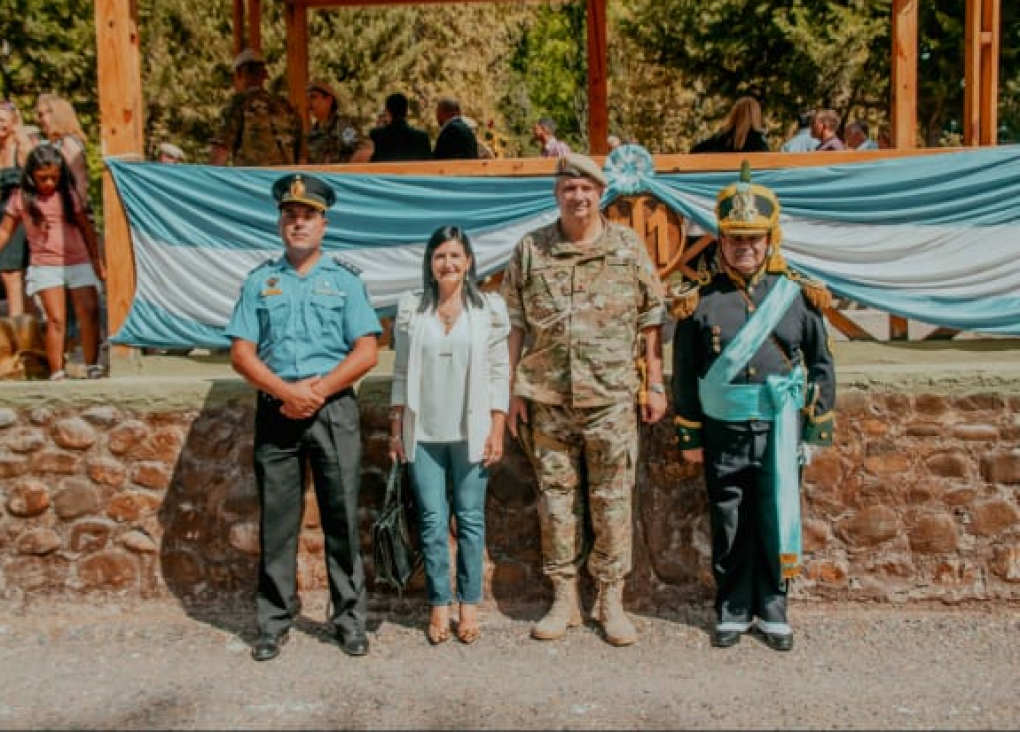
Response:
[1,372,1019,610]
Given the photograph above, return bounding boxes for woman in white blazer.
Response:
[388,225,510,645]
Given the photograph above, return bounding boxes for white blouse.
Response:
[390,291,511,463]
[416,314,470,442]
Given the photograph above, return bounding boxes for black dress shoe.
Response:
[711,629,741,648]
[338,628,369,657]
[761,631,794,652]
[251,630,289,662]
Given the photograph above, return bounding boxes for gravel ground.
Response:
[0,596,1017,730]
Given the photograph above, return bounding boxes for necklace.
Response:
[437,300,462,326]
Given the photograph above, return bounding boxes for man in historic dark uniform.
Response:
[670,162,836,652]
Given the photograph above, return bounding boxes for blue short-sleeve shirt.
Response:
[225,254,382,380]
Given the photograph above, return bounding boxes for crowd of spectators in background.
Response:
[0,47,900,381]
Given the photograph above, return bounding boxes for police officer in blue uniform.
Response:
[670,163,836,652]
[226,173,382,661]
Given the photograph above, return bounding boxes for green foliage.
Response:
[0,0,1016,216]
[621,0,892,148]
[507,2,587,151]
[1,0,101,209]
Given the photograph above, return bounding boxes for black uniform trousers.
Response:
[253,389,366,637]
[703,418,790,630]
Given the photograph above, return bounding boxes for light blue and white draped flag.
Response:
[107,145,1020,348]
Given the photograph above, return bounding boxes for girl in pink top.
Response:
[0,144,105,380]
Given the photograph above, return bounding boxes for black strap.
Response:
[383,460,403,511]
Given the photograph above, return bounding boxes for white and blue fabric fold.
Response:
[107,144,1020,349]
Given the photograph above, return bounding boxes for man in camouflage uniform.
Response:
[210,49,302,167]
[502,153,667,646]
[305,79,373,164]
[671,162,836,652]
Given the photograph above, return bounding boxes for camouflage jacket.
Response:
[306,112,370,164]
[502,220,665,407]
[215,88,302,166]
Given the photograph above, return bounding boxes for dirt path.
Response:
[0,596,1017,730]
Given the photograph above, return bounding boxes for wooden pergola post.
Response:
[585,0,608,154]
[285,2,310,129]
[94,0,145,354]
[964,0,1001,145]
[891,0,918,149]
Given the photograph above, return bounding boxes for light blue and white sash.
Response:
[698,276,805,586]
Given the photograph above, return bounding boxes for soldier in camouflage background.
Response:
[502,153,666,647]
[210,49,302,167]
[305,79,373,165]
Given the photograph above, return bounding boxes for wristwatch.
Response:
[648,383,666,394]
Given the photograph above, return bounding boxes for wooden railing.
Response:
[102,149,971,352]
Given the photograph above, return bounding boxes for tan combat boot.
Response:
[596,580,637,646]
[531,577,582,640]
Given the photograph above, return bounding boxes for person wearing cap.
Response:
[369,92,431,163]
[501,152,666,647]
[433,98,478,160]
[225,173,382,662]
[306,79,373,164]
[156,142,186,164]
[670,162,836,652]
[210,48,302,166]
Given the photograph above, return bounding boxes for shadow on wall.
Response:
[154,375,714,635]
[157,380,261,634]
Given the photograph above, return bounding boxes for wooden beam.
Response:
[586,0,608,154]
[965,0,982,145]
[890,0,918,149]
[233,0,245,56]
[94,0,145,354]
[286,2,310,133]
[290,0,545,6]
[980,0,1000,144]
[247,0,262,52]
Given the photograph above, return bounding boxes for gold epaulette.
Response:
[787,271,833,311]
[674,415,702,429]
[667,277,706,320]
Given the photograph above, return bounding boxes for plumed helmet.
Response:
[715,160,787,273]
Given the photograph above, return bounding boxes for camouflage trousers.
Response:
[527,400,638,582]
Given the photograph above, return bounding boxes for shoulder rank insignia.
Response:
[787,270,833,311]
[333,255,363,276]
[668,280,700,320]
[667,278,706,321]
[247,257,275,276]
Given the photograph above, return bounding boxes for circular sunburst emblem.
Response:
[605,144,655,195]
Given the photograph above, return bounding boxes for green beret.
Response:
[555,153,608,187]
[272,174,336,212]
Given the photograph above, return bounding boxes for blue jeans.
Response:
[410,441,488,605]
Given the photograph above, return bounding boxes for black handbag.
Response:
[372,460,422,593]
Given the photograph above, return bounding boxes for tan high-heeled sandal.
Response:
[426,607,450,645]
[456,604,481,645]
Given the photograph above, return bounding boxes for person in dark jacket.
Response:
[690,97,770,154]
[670,162,836,653]
[370,93,432,162]
[433,98,478,160]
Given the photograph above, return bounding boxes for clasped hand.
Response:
[279,377,326,420]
